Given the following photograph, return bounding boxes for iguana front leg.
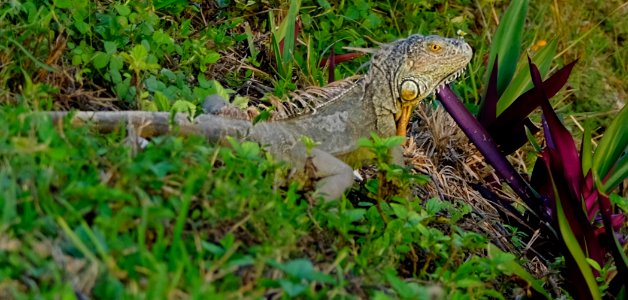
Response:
[307,148,354,200]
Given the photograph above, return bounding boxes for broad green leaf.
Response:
[603,155,627,193]
[497,39,557,114]
[554,182,602,300]
[282,0,301,65]
[485,0,529,97]
[593,104,628,192]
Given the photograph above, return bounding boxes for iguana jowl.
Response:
[49,34,472,199]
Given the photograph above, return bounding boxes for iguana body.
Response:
[49,34,472,199]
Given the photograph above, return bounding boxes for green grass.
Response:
[1,0,626,298]
[1,107,531,298]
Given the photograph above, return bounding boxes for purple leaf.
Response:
[531,58,583,204]
[319,51,364,83]
[478,56,499,126]
[486,60,577,149]
[541,149,603,294]
[530,156,555,219]
[531,58,605,267]
[583,172,599,220]
[437,86,546,219]
[597,194,628,285]
[319,52,364,68]
[492,117,540,155]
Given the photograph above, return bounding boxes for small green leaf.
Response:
[109,55,123,71]
[74,20,90,34]
[153,91,170,111]
[200,241,225,256]
[585,258,602,272]
[273,258,335,283]
[389,203,408,219]
[210,80,234,101]
[278,279,306,297]
[92,52,110,69]
[115,4,131,16]
[171,100,196,116]
[203,52,221,65]
[488,243,551,299]
[382,136,405,148]
[104,41,117,55]
[232,95,249,109]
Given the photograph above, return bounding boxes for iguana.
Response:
[47,34,472,199]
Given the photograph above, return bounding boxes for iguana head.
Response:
[369,34,473,135]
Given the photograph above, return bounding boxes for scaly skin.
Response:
[48,34,472,199]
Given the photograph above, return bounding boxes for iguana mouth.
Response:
[395,66,467,136]
[435,66,467,93]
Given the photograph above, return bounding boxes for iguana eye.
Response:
[428,43,442,52]
[400,79,420,101]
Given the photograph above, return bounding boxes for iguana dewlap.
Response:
[48,34,472,200]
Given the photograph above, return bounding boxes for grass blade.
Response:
[281,0,301,65]
[581,122,593,175]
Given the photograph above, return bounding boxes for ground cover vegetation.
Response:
[1,0,626,299]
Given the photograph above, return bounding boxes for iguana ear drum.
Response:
[400,79,420,102]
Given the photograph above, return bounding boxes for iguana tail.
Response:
[47,111,252,143]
